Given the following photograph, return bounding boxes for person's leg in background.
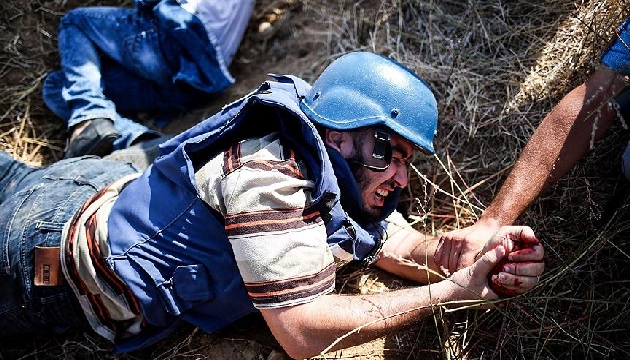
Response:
[43,6,169,157]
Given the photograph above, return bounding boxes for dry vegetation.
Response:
[1,0,630,359]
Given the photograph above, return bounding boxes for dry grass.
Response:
[1,0,630,359]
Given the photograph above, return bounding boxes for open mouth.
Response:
[375,188,388,199]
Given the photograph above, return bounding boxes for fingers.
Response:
[489,272,539,295]
[436,225,542,281]
[502,260,545,277]
[490,258,544,295]
[447,240,462,275]
[434,236,462,276]
[487,226,543,262]
[477,245,542,297]
[434,236,449,275]
[508,243,544,262]
[488,226,540,252]
[510,226,539,245]
[445,225,546,298]
[448,245,505,302]
[477,244,506,275]
[489,229,544,296]
[433,237,444,267]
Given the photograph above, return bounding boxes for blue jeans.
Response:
[42,6,209,149]
[0,152,140,333]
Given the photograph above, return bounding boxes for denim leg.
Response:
[0,156,140,334]
[42,71,72,122]
[0,152,38,204]
[43,69,160,148]
[54,7,134,128]
[99,55,211,115]
[51,7,173,129]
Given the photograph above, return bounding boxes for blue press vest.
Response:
[106,75,392,352]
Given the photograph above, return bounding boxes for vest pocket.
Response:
[157,264,214,315]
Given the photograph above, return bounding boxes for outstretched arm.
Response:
[374,220,444,283]
[261,225,544,359]
[435,66,627,274]
[260,245,505,360]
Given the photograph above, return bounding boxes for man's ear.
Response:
[324,129,355,156]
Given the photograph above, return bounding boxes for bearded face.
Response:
[345,129,413,221]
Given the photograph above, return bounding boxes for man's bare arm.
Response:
[260,246,505,359]
[375,224,444,283]
[435,66,627,273]
[481,66,625,226]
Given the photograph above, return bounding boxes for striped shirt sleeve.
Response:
[195,132,336,309]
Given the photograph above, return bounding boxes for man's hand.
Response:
[446,244,506,303]
[436,224,544,295]
[434,219,501,276]
[482,226,544,296]
[449,227,544,301]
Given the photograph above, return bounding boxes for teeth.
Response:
[376,188,388,197]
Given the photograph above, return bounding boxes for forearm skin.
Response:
[481,67,625,226]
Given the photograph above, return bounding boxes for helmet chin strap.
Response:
[348,129,392,172]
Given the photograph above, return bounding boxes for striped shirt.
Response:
[61,173,144,342]
[195,132,336,308]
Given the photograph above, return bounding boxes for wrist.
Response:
[478,201,524,228]
[475,215,504,231]
[429,279,480,309]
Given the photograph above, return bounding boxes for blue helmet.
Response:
[299,51,438,154]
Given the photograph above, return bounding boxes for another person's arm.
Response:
[435,66,626,274]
